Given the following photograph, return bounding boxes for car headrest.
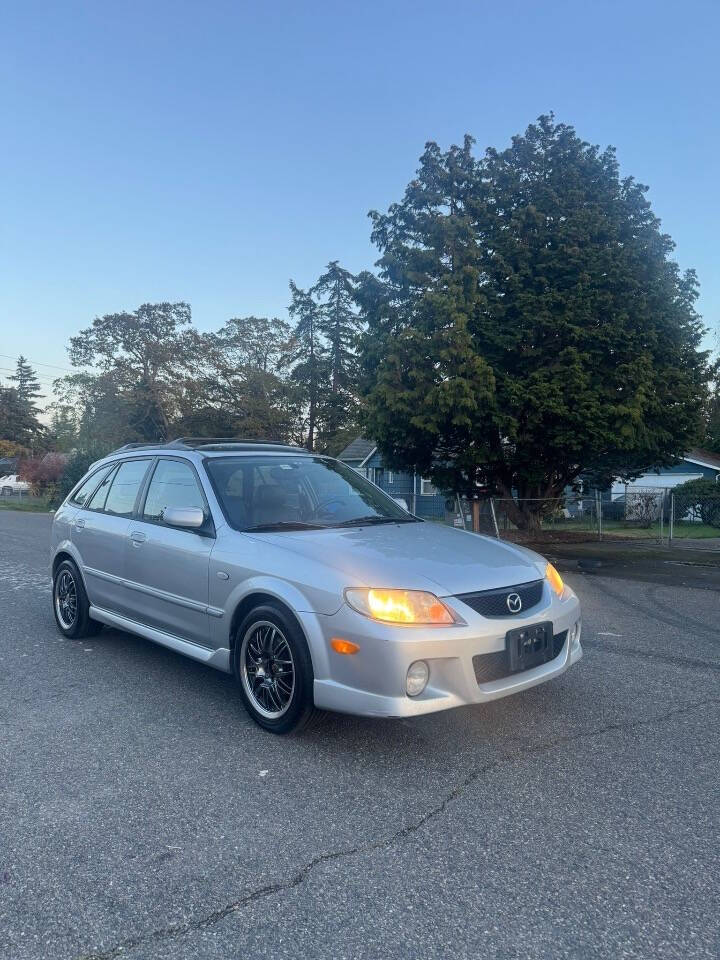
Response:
[255,485,286,507]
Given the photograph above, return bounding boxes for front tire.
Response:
[233,603,317,734]
[52,560,103,639]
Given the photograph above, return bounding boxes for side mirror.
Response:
[393,497,409,511]
[163,506,205,529]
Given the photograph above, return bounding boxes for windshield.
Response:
[204,455,418,531]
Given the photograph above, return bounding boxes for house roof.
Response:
[337,437,376,462]
[684,448,720,471]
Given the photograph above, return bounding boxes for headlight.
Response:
[545,562,565,598]
[344,588,457,624]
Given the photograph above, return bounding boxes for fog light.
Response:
[406,660,429,697]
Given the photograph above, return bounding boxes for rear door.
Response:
[73,458,153,614]
[124,457,214,646]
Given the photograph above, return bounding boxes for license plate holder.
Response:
[506,621,553,673]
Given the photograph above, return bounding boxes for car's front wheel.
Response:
[1,487,12,496]
[52,559,103,639]
[233,603,317,734]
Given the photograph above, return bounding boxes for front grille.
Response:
[472,630,567,685]
[458,579,544,618]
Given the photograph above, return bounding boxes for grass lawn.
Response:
[0,498,54,513]
[510,520,720,541]
[600,520,720,539]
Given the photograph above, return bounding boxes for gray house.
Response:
[337,437,447,519]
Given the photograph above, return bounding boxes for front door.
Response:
[124,457,213,647]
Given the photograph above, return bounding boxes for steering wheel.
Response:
[310,497,347,519]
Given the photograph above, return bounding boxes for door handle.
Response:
[74,518,86,530]
[130,531,147,544]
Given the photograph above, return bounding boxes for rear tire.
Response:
[52,559,103,639]
[233,603,317,734]
[1,487,11,496]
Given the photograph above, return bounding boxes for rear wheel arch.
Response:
[52,551,74,577]
[52,549,88,589]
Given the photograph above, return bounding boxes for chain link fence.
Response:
[436,486,720,545]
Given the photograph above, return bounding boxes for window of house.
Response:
[421,477,437,495]
[387,471,394,484]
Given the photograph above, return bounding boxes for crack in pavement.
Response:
[583,638,720,672]
[73,694,720,960]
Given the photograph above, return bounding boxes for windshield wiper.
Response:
[337,515,406,527]
[243,521,329,532]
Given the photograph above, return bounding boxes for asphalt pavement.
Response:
[1,511,719,960]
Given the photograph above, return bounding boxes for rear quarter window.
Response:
[70,466,114,507]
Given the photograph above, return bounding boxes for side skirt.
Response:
[89,605,232,673]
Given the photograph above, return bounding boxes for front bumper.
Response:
[300,583,582,718]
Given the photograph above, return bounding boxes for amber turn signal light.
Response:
[330,637,360,655]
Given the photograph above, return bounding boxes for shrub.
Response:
[672,477,720,527]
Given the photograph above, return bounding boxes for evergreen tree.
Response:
[10,356,42,411]
[48,403,78,452]
[6,356,44,444]
[358,116,710,530]
[313,262,362,453]
[0,387,36,445]
[704,361,720,453]
[285,281,327,450]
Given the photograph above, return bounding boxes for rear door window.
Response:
[86,467,118,512]
[103,460,151,517]
[70,466,114,507]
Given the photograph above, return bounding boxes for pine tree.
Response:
[285,281,327,451]
[4,357,44,445]
[10,356,42,412]
[313,262,362,453]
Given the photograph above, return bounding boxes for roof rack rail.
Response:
[169,437,303,450]
[108,437,306,456]
[111,442,171,453]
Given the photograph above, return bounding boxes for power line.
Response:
[0,366,59,384]
[0,353,79,373]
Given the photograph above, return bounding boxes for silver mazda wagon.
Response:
[51,439,582,733]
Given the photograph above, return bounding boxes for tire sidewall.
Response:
[53,560,90,638]
[233,603,315,734]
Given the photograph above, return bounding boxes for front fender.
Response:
[214,574,340,681]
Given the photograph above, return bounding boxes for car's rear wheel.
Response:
[233,603,317,734]
[52,559,103,639]
[1,487,12,496]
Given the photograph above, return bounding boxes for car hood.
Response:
[245,522,545,596]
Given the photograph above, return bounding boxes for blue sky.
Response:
[1,0,718,405]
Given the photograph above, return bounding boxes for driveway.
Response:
[1,511,718,959]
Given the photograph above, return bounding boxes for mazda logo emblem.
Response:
[506,592,522,614]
